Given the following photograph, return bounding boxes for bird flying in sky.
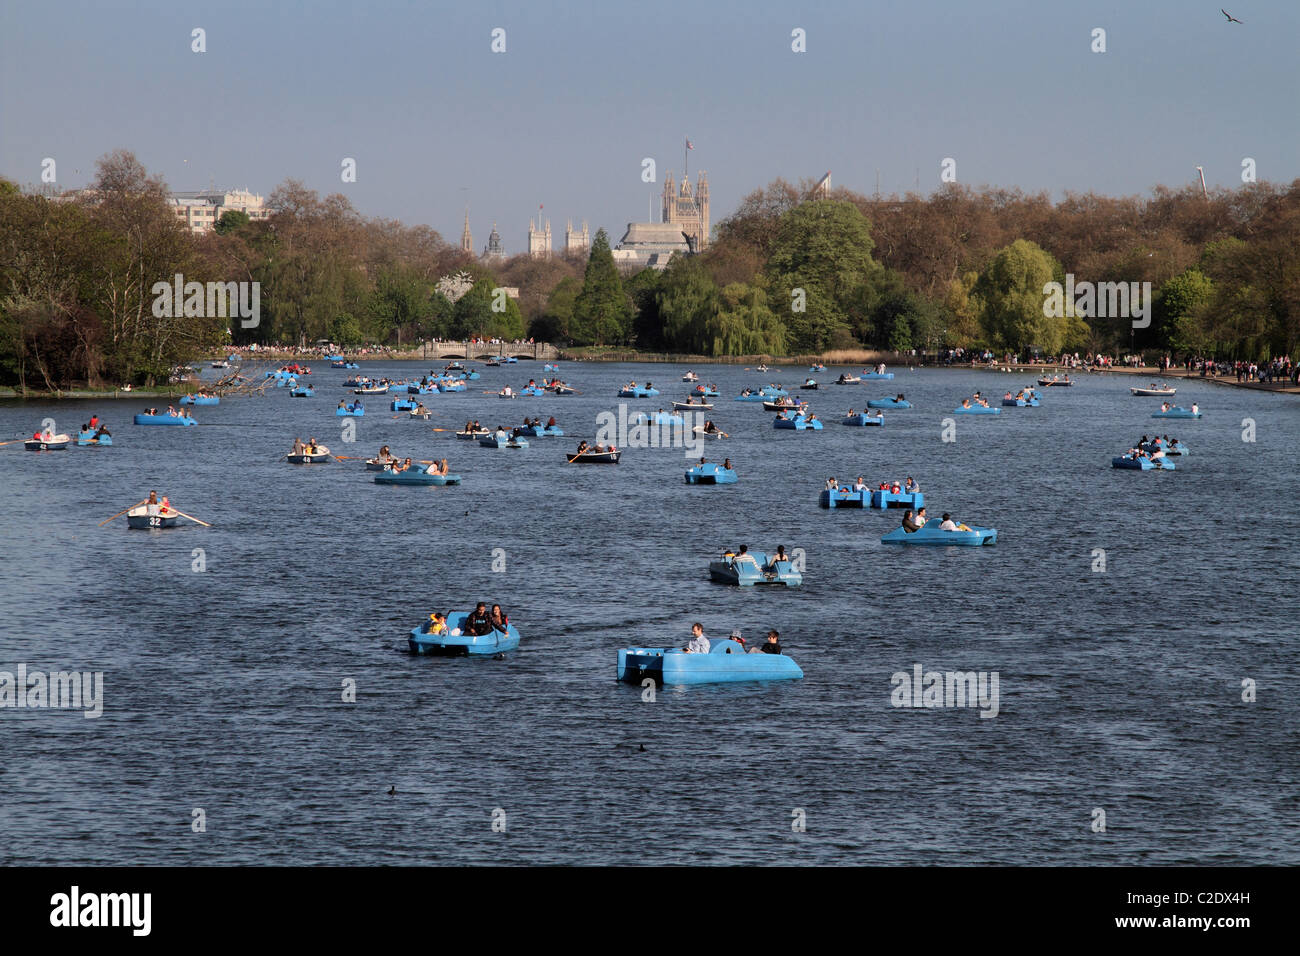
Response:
[1221,9,1243,23]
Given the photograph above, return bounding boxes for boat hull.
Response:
[685,464,737,484]
[287,449,331,464]
[374,470,462,485]
[568,451,620,463]
[867,398,911,409]
[76,432,112,446]
[840,414,884,426]
[1112,456,1176,470]
[24,436,71,450]
[180,395,220,405]
[523,425,564,437]
[774,417,822,430]
[127,510,179,529]
[133,415,197,426]
[1152,409,1201,419]
[953,406,1000,414]
[820,488,869,508]
[881,523,997,546]
[617,646,803,685]
[1131,388,1176,396]
[618,387,659,397]
[872,490,923,510]
[336,406,364,416]
[862,372,894,380]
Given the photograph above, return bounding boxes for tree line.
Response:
[2,150,1296,389]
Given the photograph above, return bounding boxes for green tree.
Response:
[214,209,250,235]
[532,276,579,342]
[764,199,881,352]
[570,228,631,345]
[976,239,1068,353]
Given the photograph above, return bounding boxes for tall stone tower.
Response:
[460,210,473,253]
[528,216,552,258]
[662,171,709,252]
[482,223,504,261]
[565,219,590,257]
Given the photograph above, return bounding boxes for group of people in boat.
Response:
[1003,388,1036,402]
[959,392,992,409]
[697,456,733,470]
[901,509,969,533]
[1135,434,1185,455]
[823,476,919,495]
[844,408,884,420]
[699,420,723,435]
[425,602,510,637]
[290,436,324,457]
[141,405,192,418]
[573,440,617,456]
[337,399,363,410]
[80,414,111,439]
[720,544,792,576]
[140,490,173,516]
[1159,401,1199,413]
[461,420,487,434]
[511,416,556,436]
[775,409,819,423]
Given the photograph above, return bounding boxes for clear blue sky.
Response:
[2,1,1296,252]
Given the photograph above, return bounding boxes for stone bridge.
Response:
[422,341,560,361]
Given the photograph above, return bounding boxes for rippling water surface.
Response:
[1,361,1296,865]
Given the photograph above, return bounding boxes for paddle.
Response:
[0,438,35,447]
[169,509,212,527]
[99,500,149,526]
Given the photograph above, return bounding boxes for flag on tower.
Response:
[686,139,694,150]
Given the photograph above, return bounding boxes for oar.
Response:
[567,449,592,463]
[430,427,456,432]
[169,509,212,527]
[0,438,34,447]
[99,500,149,526]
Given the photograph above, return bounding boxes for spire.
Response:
[460,208,473,253]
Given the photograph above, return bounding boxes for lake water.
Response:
[1,361,1296,865]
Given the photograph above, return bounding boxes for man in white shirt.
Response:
[915,508,928,527]
[853,477,867,491]
[684,623,710,654]
[939,513,959,531]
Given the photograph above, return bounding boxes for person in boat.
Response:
[426,612,448,636]
[378,445,391,461]
[732,545,761,570]
[292,437,306,456]
[722,458,732,471]
[825,476,837,490]
[871,409,884,421]
[960,398,972,409]
[94,424,111,438]
[915,507,928,526]
[939,513,959,531]
[748,629,782,654]
[805,413,819,424]
[1161,402,1171,412]
[853,477,868,491]
[684,623,710,654]
[846,408,856,417]
[338,400,346,409]
[436,458,449,475]
[307,437,320,455]
[901,510,922,533]
[144,490,161,515]
[890,480,902,494]
[159,494,172,515]
[166,404,177,416]
[465,602,493,636]
[1004,391,1014,401]
[905,477,919,493]
[725,628,746,649]
[1191,402,1199,414]
[489,604,510,634]
[89,415,99,429]
[703,420,718,434]
[575,441,590,456]
[765,546,790,570]
[546,416,556,428]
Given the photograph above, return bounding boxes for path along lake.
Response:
[1,362,1296,865]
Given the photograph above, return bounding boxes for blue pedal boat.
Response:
[691,385,720,397]
[1002,396,1040,407]
[1152,407,1201,419]
[374,468,462,485]
[480,434,528,448]
[953,405,1001,414]
[617,644,803,686]
[523,424,564,437]
[76,430,112,446]
[1112,455,1176,470]
[867,397,911,409]
[343,377,368,388]
[390,397,418,410]
[134,414,197,426]
[708,552,802,586]
[872,490,923,509]
[618,386,659,397]
[840,413,884,426]
[820,487,870,508]
[409,612,520,657]
[862,372,895,380]
[337,403,365,416]
[437,380,467,393]
[881,522,997,546]
[290,386,315,397]
[685,463,737,484]
[638,411,686,427]
[544,363,560,372]
[520,386,547,397]
[774,415,823,430]
[407,383,437,394]
[180,394,220,405]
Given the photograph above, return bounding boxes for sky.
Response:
[2,0,1296,253]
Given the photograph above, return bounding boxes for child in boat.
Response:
[427,613,448,635]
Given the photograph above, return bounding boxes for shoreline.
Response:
[4,360,1296,400]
